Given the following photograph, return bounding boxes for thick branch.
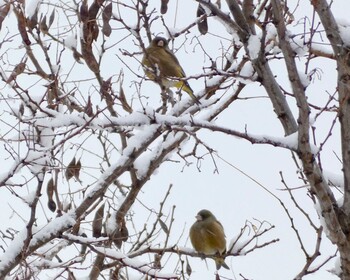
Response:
[272,0,342,246]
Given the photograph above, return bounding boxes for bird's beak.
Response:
[157,40,164,47]
[195,214,202,221]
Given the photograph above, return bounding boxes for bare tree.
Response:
[0,0,348,279]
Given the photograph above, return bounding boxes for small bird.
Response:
[189,209,229,270]
[142,36,201,105]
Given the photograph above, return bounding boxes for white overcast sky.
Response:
[0,0,349,279]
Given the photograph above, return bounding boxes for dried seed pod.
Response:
[46,178,56,212]
[80,0,88,22]
[102,3,112,37]
[160,0,169,14]
[47,199,56,212]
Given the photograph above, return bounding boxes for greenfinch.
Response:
[142,37,201,105]
[189,209,229,270]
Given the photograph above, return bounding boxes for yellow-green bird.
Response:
[189,209,229,270]
[142,37,201,105]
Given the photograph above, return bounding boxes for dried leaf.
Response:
[92,203,105,237]
[160,0,169,14]
[158,218,169,234]
[7,62,26,83]
[84,95,93,117]
[120,222,128,243]
[65,157,76,181]
[39,15,48,34]
[14,7,31,45]
[197,4,208,35]
[119,84,132,113]
[89,255,104,279]
[81,43,99,73]
[252,224,258,233]
[26,3,39,30]
[100,77,113,103]
[111,217,128,248]
[19,103,24,116]
[186,257,192,276]
[0,3,10,31]
[48,9,55,28]
[74,158,82,182]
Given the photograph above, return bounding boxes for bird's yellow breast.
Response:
[190,220,226,255]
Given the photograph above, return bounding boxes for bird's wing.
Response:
[159,48,187,78]
[216,220,226,237]
[207,221,226,241]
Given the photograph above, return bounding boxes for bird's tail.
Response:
[215,257,229,270]
[178,81,201,105]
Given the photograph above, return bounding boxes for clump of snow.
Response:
[64,33,77,49]
[227,233,249,255]
[314,201,330,239]
[323,170,344,190]
[247,34,261,60]
[206,75,223,88]
[25,0,40,19]
[298,70,310,88]
[30,212,76,246]
[0,229,27,271]
[105,211,118,236]
[26,150,49,174]
[337,18,350,46]
[239,61,255,82]
[51,65,60,75]
[167,27,182,37]
[288,34,307,57]
[332,257,341,277]
[22,190,37,205]
[265,23,277,42]
[93,247,179,279]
